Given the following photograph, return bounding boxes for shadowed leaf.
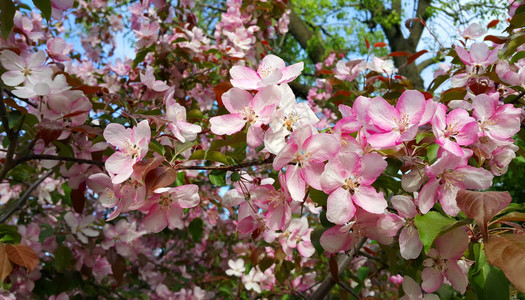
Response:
[456,190,511,240]
[0,244,12,283]
[5,244,39,272]
[485,234,525,292]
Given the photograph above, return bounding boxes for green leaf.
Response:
[414,211,458,253]
[132,45,155,69]
[230,172,241,182]
[32,0,51,20]
[189,149,229,165]
[0,224,21,244]
[415,132,433,144]
[38,224,54,243]
[188,218,203,242]
[385,158,403,177]
[310,188,328,207]
[0,0,15,39]
[209,170,226,186]
[54,246,72,271]
[320,211,335,228]
[427,143,439,164]
[149,140,165,155]
[258,256,274,272]
[468,243,510,300]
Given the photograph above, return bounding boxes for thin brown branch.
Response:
[175,155,274,171]
[309,237,367,299]
[15,154,105,167]
[0,170,54,223]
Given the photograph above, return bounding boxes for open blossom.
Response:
[455,43,499,71]
[64,212,99,244]
[230,54,304,90]
[401,276,439,300]
[432,104,479,157]
[418,150,493,216]
[421,227,470,294]
[0,50,52,87]
[210,86,280,147]
[142,184,200,233]
[273,125,340,202]
[263,84,319,154]
[104,120,151,184]
[367,90,426,149]
[392,195,423,259]
[278,217,315,257]
[140,66,169,92]
[225,259,244,277]
[321,152,388,224]
[472,94,521,143]
[166,97,201,142]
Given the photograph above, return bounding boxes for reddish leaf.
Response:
[72,85,104,95]
[485,234,525,292]
[374,42,387,48]
[133,156,164,182]
[318,69,333,75]
[71,182,86,214]
[365,38,370,51]
[0,245,12,283]
[388,51,411,57]
[62,110,90,119]
[107,249,126,286]
[487,19,499,29]
[3,98,27,114]
[405,18,422,31]
[69,125,104,138]
[484,35,508,44]
[144,167,178,195]
[5,244,38,272]
[329,254,339,283]
[213,81,233,107]
[421,91,434,100]
[493,212,525,223]
[456,190,511,240]
[37,119,63,146]
[404,50,428,67]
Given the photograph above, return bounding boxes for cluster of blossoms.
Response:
[0,0,524,299]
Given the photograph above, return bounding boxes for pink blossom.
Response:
[0,50,52,87]
[210,86,280,147]
[46,38,72,61]
[455,43,499,71]
[418,150,493,215]
[166,96,201,142]
[392,195,423,259]
[421,227,470,294]
[334,59,366,82]
[278,217,315,257]
[230,54,304,90]
[273,125,340,202]
[64,212,99,244]
[140,66,169,92]
[368,90,426,148]
[104,120,151,184]
[142,184,200,233]
[321,152,388,224]
[472,94,521,143]
[460,23,486,39]
[432,104,479,156]
[400,276,439,300]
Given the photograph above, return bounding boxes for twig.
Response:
[309,237,367,300]
[337,281,360,299]
[15,154,105,167]
[0,170,54,223]
[175,155,274,171]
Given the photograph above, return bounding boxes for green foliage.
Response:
[0,0,15,39]
[468,243,510,300]
[414,211,459,253]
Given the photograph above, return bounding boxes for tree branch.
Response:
[417,55,441,73]
[15,154,105,167]
[175,155,274,171]
[0,170,54,223]
[287,1,326,63]
[309,237,367,299]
